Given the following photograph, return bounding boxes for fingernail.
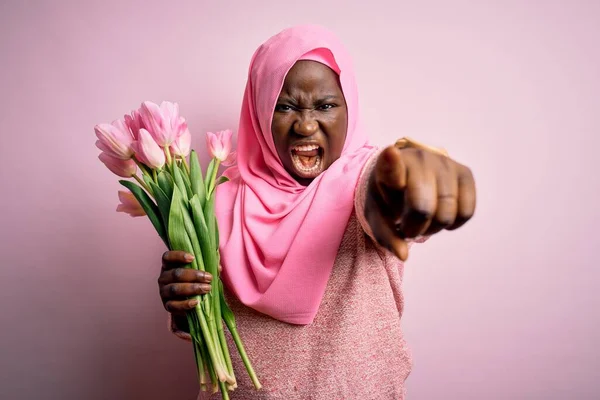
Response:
[200,284,212,293]
[198,271,212,282]
[189,299,198,307]
[184,253,195,262]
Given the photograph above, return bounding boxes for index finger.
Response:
[373,146,408,220]
[161,251,195,270]
[375,146,407,193]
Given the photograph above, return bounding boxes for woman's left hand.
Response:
[364,144,476,261]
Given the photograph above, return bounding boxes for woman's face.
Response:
[271,60,348,185]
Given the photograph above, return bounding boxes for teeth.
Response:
[293,144,319,152]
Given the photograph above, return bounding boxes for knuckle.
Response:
[169,284,180,297]
[172,268,185,281]
[441,155,451,167]
[162,251,171,262]
[412,148,426,162]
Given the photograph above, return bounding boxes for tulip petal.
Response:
[94,120,134,160]
[140,101,182,146]
[222,130,233,157]
[132,128,165,169]
[170,127,191,157]
[116,190,146,217]
[99,152,137,177]
[140,101,165,145]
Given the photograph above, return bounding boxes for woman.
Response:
[158,25,475,399]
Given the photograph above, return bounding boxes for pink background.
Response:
[1,0,599,399]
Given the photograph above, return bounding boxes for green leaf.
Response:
[214,216,220,249]
[190,195,218,279]
[190,151,206,207]
[181,196,206,272]
[205,159,216,194]
[172,161,191,204]
[180,161,192,188]
[167,186,197,268]
[119,180,168,247]
[142,174,155,196]
[216,176,230,186]
[138,162,152,177]
[157,170,174,198]
[204,194,217,251]
[148,181,171,233]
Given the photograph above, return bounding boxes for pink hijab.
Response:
[215,25,376,325]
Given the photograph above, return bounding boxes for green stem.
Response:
[195,302,228,383]
[218,380,230,400]
[152,168,158,184]
[132,174,152,194]
[194,334,207,386]
[207,159,221,199]
[201,335,217,390]
[207,302,234,385]
[164,146,173,167]
[133,158,151,177]
[214,280,233,380]
[194,339,205,385]
[224,318,261,389]
[185,312,205,387]
[217,318,234,380]
[182,156,191,176]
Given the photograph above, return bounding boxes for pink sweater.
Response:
[171,154,426,399]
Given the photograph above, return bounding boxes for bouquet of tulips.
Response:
[95,101,261,398]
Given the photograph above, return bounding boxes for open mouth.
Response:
[290,143,324,178]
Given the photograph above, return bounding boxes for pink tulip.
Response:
[131,128,166,169]
[124,109,145,140]
[95,119,135,160]
[140,101,187,146]
[170,123,191,158]
[222,151,237,167]
[116,190,146,217]
[206,130,233,162]
[98,152,137,177]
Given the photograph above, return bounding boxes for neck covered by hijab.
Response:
[215,25,376,324]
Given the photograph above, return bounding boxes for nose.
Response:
[293,111,318,136]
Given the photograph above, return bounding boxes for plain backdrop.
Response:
[1,0,598,399]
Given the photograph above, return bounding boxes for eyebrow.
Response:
[277,95,341,103]
[317,95,341,103]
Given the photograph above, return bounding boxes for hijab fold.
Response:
[215,25,376,325]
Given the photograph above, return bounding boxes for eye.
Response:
[318,104,336,111]
[275,104,294,112]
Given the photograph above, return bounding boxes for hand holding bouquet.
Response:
[95,101,260,399]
